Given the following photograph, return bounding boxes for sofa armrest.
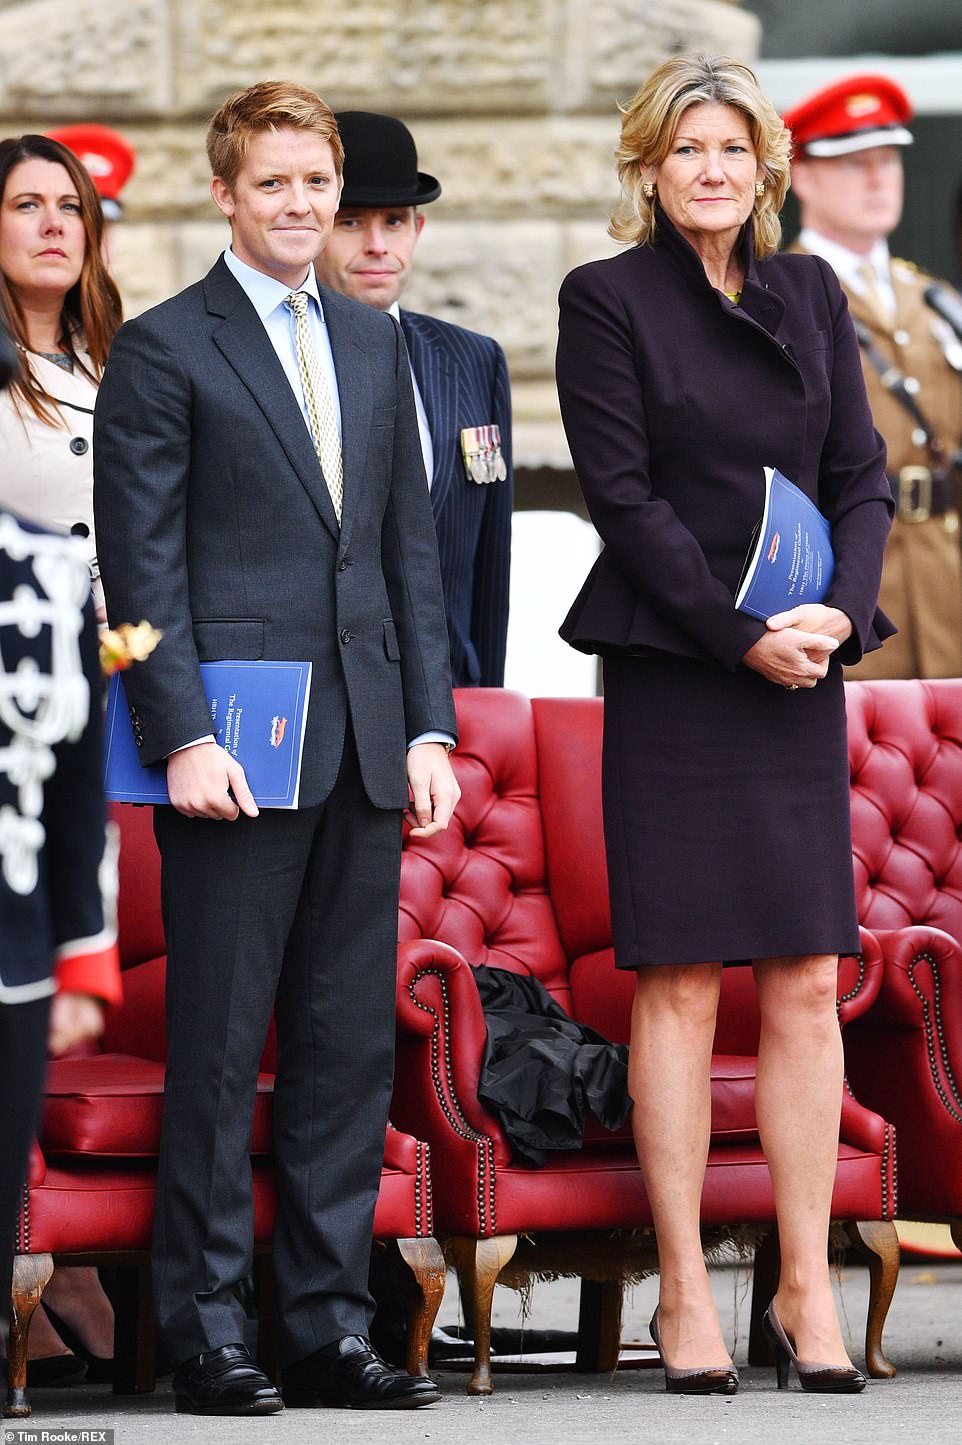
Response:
[28,1139,46,1188]
[844,924,962,1216]
[395,938,509,1152]
[383,1122,420,1174]
[396,939,485,1040]
[393,939,513,1235]
[836,928,884,1028]
[14,1141,47,1253]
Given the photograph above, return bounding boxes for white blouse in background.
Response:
[0,349,100,612]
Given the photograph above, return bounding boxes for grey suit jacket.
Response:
[93,258,456,810]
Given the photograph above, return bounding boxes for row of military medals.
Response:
[460,425,507,484]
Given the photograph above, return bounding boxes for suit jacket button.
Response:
[340,628,352,644]
[338,558,349,571]
[69,436,89,455]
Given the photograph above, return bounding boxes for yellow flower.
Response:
[99,621,162,677]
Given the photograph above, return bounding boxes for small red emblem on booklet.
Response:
[767,531,780,564]
[270,716,287,748]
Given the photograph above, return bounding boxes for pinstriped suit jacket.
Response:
[400,310,512,687]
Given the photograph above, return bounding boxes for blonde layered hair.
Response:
[610,53,791,259]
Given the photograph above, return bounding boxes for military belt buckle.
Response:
[898,466,932,523]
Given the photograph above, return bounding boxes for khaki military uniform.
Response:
[793,245,962,678]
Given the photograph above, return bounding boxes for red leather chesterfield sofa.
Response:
[391,688,899,1395]
[5,803,444,1420]
[842,679,962,1252]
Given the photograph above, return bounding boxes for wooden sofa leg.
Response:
[748,1228,779,1365]
[111,1259,157,1394]
[844,1220,898,1379]
[4,1253,53,1419]
[396,1237,446,1378]
[576,1279,623,1372]
[447,1234,518,1396]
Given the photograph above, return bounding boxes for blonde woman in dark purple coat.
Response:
[557,54,894,1397]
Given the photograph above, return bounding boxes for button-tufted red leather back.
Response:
[532,697,610,962]
[401,686,899,1049]
[400,689,574,1011]
[111,801,165,970]
[847,678,962,936]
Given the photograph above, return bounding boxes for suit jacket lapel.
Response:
[401,311,459,518]
[204,259,340,540]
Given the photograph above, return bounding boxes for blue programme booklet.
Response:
[734,467,835,621]
[104,660,312,808]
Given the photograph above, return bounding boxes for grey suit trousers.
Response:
[151,730,402,1367]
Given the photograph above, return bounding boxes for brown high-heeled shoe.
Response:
[762,1303,866,1393]
[649,1307,738,1396]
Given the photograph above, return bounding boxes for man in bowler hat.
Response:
[785,74,962,678]
[315,112,513,688]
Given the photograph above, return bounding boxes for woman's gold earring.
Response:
[642,181,655,200]
[755,179,765,198]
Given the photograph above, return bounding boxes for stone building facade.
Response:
[0,0,759,470]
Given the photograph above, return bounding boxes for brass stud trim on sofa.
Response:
[414,1139,435,1238]
[837,953,867,1010]
[407,967,497,1235]
[881,1122,897,1219]
[16,1181,29,1253]
[908,951,962,1123]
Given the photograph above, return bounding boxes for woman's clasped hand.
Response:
[743,603,855,689]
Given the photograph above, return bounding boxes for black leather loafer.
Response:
[172,1342,284,1415]
[282,1334,441,1409]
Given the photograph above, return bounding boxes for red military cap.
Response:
[46,123,136,219]
[783,74,913,159]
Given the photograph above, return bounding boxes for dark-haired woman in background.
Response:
[0,133,122,620]
[0,133,122,1382]
[557,55,893,1395]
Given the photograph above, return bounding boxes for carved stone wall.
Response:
[0,0,759,467]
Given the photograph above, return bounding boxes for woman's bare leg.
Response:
[629,961,730,1369]
[753,954,853,1366]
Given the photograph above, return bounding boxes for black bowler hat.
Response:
[334,111,441,208]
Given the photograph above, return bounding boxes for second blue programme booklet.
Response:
[104,659,312,808]
[734,466,835,621]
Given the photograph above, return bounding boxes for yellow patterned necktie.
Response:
[285,289,344,523]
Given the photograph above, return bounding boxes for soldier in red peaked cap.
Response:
[784,74,913,158]
[785,74,962,679]
[47,124,135,264]
[46,123,135,221]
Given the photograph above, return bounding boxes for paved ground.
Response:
[7,1259,961,1445]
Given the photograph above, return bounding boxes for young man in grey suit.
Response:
[93,82,459,1416]
[315,112,513,688]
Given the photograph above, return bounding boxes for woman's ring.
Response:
[786,683,800,691]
